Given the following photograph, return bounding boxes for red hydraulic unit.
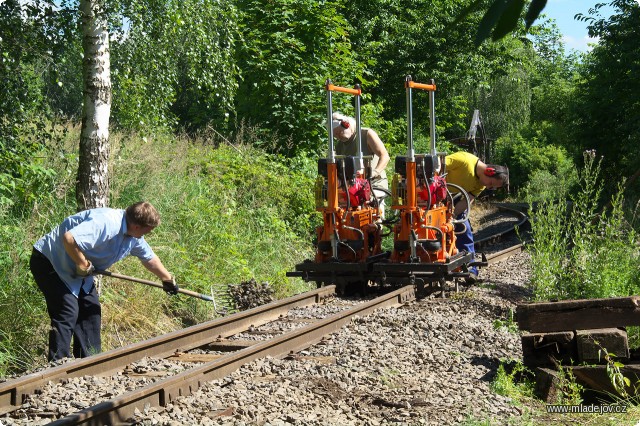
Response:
[288,80,387,293]
[373,76,475,289]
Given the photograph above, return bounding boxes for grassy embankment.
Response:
[0,125,318,376]
[480,152,640,425]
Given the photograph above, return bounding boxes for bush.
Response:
[107,129,316,324]
[235,0,368,156]
[493,132,577,199]
[529,152,640,301]
[0,125,319,375]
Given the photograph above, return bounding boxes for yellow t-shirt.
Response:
[445,151,485,197]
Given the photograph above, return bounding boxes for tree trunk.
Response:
[76,0,111,211]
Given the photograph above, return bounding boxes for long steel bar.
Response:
[95,270,215,302]
[0,286,335,415]
[485,243,525,265]
[49,285,416,425]
[474,205,529,247]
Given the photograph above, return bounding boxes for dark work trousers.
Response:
[454,215,478,276]
[29,249,101,361]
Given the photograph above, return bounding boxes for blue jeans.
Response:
[455,216,478,276]
[30,249,101,361]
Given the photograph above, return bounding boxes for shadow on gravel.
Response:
[474,280,534,304]
[471,357,534,383]
[493,282,534,304]
[463,294,511,318]
[471,355,502,382]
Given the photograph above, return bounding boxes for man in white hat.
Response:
[331,112,390,217]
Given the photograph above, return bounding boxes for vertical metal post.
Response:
[326,79,335,164]
[404,75,417,212]
[429,78,437,156]
[405,75,415,161]
[354,84,364,170]
[325,79,338,212]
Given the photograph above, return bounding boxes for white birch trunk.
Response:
[77,0,111,210]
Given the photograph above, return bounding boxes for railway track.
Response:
[0,203,528,425]
[476,203,529,265]
[2,287,415,425]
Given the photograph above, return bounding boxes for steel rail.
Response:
[474,204,529,247]
[485,242,526,265]
[49,285,416,425]
[0,286,336,415]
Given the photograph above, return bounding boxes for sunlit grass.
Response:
[0,125,316,375]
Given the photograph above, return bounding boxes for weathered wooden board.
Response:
[522,331,576,368]
[534,367,562,403]
[576,328,629,363]
[569,364,640,397]
[516,296,640,332]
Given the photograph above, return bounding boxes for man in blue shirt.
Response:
[30,201,178,361]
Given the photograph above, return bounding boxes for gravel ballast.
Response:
[129,251,532,425]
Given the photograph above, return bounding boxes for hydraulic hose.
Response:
[341,158,351,222]
[421,163,432,211]
[446,182,472,225]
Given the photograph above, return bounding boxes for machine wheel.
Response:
[420,240,441,252]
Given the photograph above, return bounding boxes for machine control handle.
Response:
[326,83,361,95]
[405,81,436,91]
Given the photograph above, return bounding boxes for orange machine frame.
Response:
[389,77,458,264]
[313,80,383,264]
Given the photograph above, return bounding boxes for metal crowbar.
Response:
[95,270,214,302]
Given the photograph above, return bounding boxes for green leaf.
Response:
[475,0,510,46]
[492,0,526,41]
[448,0,485,28]
[525,0,547,30]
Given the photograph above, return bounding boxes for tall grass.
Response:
[528,151,640,301]
[0,125,317,376]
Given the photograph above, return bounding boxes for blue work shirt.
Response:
[34,208,156,297]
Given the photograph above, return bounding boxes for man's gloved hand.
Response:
[162,276,179,296]
[370,169,382,181]
[76,260,95,277]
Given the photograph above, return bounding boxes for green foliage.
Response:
[526,22,580,149]
[2,0,554,158]
[0,147,58,211]
[344,0,537,145]
[235,0,366,156]
[529,152,640,301]
[572,0,640,180]
[0,1,76,214]
[555,365,584,406]
[46,37,83,119]
[490,359,534,402]
[492,308,519,334]
[0,127,318,375]
[473,68,532,139]
[591,338,634,399]
[0,125,84,374]
[492,359,582,407]
[493,132,577,197]
[453,0,549,45]
[0,215,51,374]
[111,0,240,132]
[108,130,316,314]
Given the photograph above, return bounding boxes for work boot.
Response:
[465,267,479,284]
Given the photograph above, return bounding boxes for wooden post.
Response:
[521,331,576,368]
[516,296,640,332]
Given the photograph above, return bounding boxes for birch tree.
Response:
[76,0,111,210]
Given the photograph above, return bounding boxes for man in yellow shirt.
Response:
[445,151,509,283]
